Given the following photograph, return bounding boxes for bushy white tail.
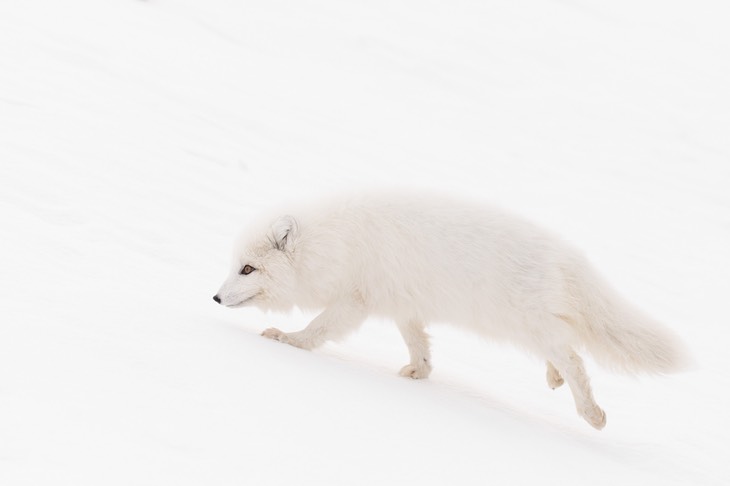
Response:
[572,264,691,374]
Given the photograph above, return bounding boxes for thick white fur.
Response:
[214,193,689,429]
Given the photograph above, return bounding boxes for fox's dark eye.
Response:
[240,264,255,275]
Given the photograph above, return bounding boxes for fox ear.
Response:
[269,215,298,251]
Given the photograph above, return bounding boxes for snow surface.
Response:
[2,0,730,484]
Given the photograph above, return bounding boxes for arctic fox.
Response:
[213,193,689,429]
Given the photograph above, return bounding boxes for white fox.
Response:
[213,193,689,429]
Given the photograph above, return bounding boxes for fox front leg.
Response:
[262,297,367,350]
[396,319,432,379]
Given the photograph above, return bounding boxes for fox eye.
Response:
[240,264,255,275]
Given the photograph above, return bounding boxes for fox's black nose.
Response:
[213,295,221,304]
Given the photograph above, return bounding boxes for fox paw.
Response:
[261,327,287,342]
[583,406,607,430]
[546,365,564,389]
[399,363,432,380]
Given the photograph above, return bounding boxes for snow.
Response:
[1,0,729,484]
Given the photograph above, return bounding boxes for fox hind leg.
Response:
[397,319,432,379]
[548,348,606,430]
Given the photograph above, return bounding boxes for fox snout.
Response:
[213,295,221,304]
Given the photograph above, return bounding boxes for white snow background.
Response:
[1,0,729,484]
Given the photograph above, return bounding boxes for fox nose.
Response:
[213,295,221,304]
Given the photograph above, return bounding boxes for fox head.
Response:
[213,215,298,312]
